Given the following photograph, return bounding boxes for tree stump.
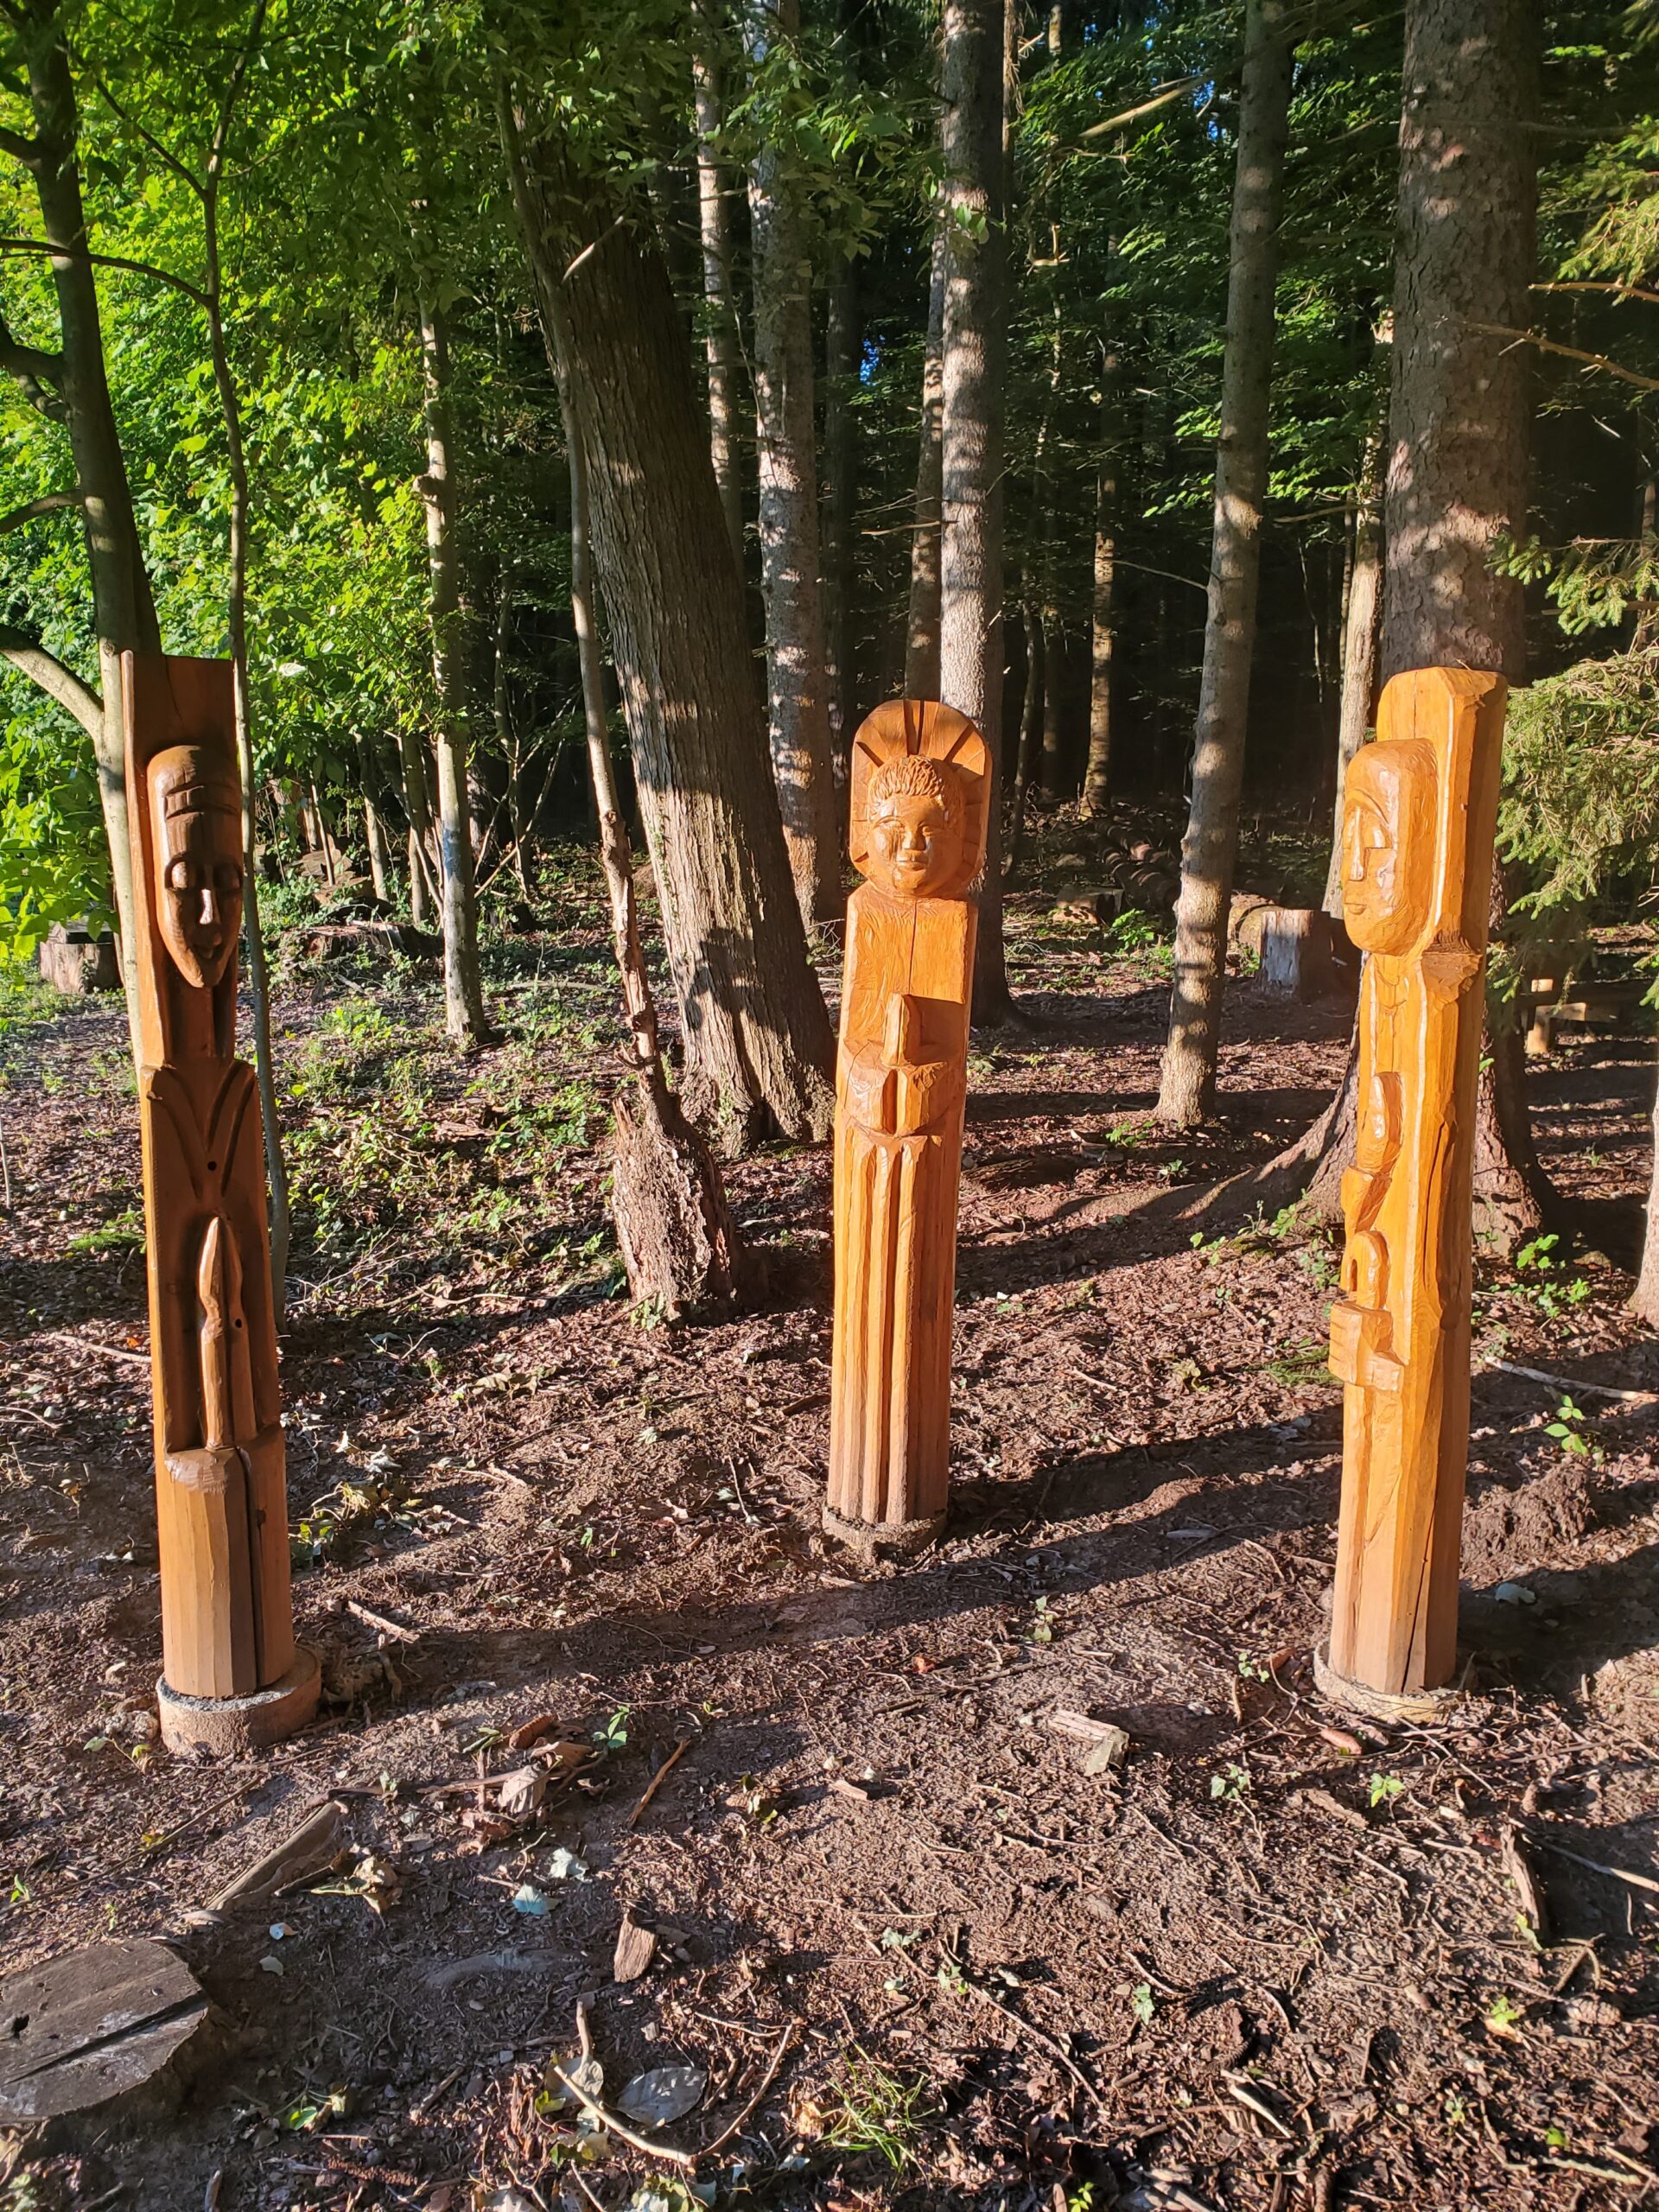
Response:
[611,1077,745,1321]
[0,1940,208,2124]
[38,921,120,995]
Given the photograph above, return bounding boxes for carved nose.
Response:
[199,887,219,925]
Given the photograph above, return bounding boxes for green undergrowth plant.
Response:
[820,2048,932,2172]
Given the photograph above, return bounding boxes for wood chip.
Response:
[208,1798,347,1910]
[830,1775,872,1802]
[1318,1726,1363,1757]
[508,1712,561,1751]
[1293,1786,1370,1833]
[613,1910,658,1985]
[1501,1821,1552,1945]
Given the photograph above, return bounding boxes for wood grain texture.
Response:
[1325,666,1506,1698]
[124,654,298,1703]
[827,701,987,1547]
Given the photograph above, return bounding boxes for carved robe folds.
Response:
[1324,667,1507,1707]
[826,701,988,1551]
[125,655,316,1749]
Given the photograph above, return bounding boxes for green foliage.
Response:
[820,2048,932,2172]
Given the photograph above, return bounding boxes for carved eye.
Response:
[164,855,199,892]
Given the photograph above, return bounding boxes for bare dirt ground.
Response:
[3,836,1658,2212]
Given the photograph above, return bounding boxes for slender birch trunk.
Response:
[938,0,1014,1022]
[1156,0,1293,1127]
[747,0,840,925]
[692,11,746,572]
[905,211,948,698]
[417,297,488,1045]
[1322,423,1382,918]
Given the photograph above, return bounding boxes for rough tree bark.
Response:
[1156,0,1293,1127]
[398,724,439,928]
[417,296,489,1046]
[1322,421,1383,918]
[691,8,746,572]
[549,286,745,1321]
[1039,614,1066,804]
[499,91,835,1151]
[938,0,1014,1023]
[1,0,162,1054]
[747,0,841,925]
[904,210,948,698]
[1382,0,1544,1256]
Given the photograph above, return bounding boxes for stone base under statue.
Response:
[1313,1642,1471,1726]
[156,1646,321,1756]
[823,1503,946,1561]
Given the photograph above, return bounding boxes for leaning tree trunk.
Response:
[905,209,948,698]
[1003,600,1043,881]
[551,287,745,1321]
[1156,0,1293,1128]
[398,723,439,928]
[938,0,1014,1024]
[691,10,746,572]
[747,0,841,925]
[499,92,835,1151]
[418,296,489,1046]
[9,7,162,1057]
[1322,421,1383,917]
[1633,1079,1659,1326]
[1382,0,1544,1255]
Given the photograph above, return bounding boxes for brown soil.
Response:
[3,876,1658,2212]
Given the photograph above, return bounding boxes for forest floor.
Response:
[3,814,1659,2212]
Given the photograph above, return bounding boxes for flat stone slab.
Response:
[0,1939,209,2123]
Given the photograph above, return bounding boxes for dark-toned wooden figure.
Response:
[826,698,989,1554]
[1321,666,1507,1715]
[125,654,318,1753]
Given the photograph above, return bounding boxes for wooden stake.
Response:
[1322,667,1506,1707]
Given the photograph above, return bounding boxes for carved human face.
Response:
[148,745,245,989]
[1342,741,1434,956]
[865,779,963,899]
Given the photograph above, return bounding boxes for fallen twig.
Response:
[1224,2072,1294,2139]
[39,1331,150,1367]
[696,2025,797,2156]
[627,1737,690,1828]
[548,2063,700,2170]
[346,1598,423,1644]
[1484,1360,1657,1406]
[1537,1840,1659,1897]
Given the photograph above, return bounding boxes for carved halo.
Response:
[849,699,989,899]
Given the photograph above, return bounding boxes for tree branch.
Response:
[1533,279,1659,311]
[0,124,38,165]
[0,308,67,420]
[0,234,208,306]
[0,626,103,735]
[0,489,80,532]
[1471,321,1659,395]
[82,65,206,200]
[1080,75,1205,141]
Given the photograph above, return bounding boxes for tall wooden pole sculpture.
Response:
[125,655,319,1753]
[1319,666,1507,1716]
[826,699,988,1554]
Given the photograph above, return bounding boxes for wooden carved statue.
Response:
[1321,666,1507,1713]
[825,699,989,1554]
[125,655,318,1753]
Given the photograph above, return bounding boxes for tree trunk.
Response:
[1082,337,1119,819]
[691,10,746,572]
[551,286,745,1321]
[823,257,858,790]
[417,297,489,1046]
[938,0,1014,1025]
[1632,1076,1659,1327]
[1039,613,1066,803]
[747,0,840,926]
[363,783,394,904]
[399,724,439,928]
[1003,600,1042,880]
[1322,422,1383,917]
[904,209,948,699]
[1382,0,1545,1255]
[202,79,289,1310]
[499,91,836,1150]
[1156,0,1293,1128]
[13,5,161,1056]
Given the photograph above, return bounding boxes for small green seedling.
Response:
[1368,1772,1406,1809]
[1130,1981,1156,2026]
[1211,1762,1251,1806]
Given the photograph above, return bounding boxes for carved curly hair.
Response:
[868,751,963,825]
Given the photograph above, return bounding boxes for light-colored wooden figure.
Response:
[1320,666,1507,1715]
[125,655,318,1753]
[825,699,989,1554]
